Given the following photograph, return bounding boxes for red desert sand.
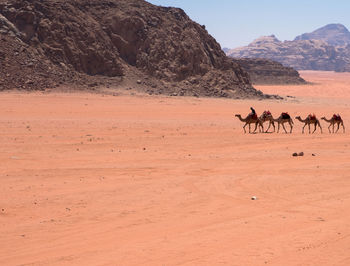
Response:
[1,71,350,265]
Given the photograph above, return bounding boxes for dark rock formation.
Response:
[232,58,306,85]
[0,0,268,99]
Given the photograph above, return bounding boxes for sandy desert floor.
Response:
[0,71,350,265]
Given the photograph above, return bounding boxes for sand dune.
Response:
[1,71,350,265]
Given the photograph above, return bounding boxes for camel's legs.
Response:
[336,122,340,133]
[341,122,345,133]
[302,124,306,134]
[258,122,263,133]
[277,122,280,133]
[312,123,317,134]
[266,121,274,133]
[281,122,288,133]
[288,121,293,133]
[332,123,335,133]
[328,123,332,133]
[243,123,247,133]
[252,122,258,133]
[308,124,311,134]
[319,122,323,133]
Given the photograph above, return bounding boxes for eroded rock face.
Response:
[226,27,350,72]
[294,24,350,47]
[232,58,306,85]
[98,3,229,81]
[0,0,266,98]
[1,1,124,77]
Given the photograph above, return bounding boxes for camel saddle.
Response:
[264,110,271,116]
[249,113,258,120]
[281,112,290,119]
[333,114,341,120]
[308,114,316,120]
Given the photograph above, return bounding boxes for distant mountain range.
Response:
[226,24,350,72]
[294,24,350,47]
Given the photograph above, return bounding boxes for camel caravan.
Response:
[235,108,345,134]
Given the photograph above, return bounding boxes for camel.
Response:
[321,114,345,133]
[259,110,275,133]
[235,113,264,133]
[295,114,322,134]
[273,112,293,133]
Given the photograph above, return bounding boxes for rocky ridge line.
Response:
[0,0,276,99]
[226,25,350,72]
[232,58,306,85]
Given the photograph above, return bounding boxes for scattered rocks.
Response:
[88,82,98,88]
[251,196,257,200]
[292,152,304,157]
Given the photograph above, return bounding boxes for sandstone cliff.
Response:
[232,58,306,85]
[0,0,268,98]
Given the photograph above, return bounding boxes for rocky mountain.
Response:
[226,24,350,72]
[222,47,230,54]
[0,0,271,99]
[232,58,306,85]
[294,23,350,47]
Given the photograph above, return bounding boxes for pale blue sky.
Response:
[147,0,350,48]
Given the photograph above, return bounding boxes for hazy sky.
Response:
[147,0,350,48]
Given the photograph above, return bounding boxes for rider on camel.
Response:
[250,107,257,119]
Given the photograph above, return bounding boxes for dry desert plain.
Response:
[1,71,350,265]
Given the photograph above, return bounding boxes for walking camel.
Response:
[295,114,322,134]
[273,112,293,133]
[259,110,275,133]
[321,114,345,133]
[235,113,264,133]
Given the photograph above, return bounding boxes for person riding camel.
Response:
[249,107,257,119]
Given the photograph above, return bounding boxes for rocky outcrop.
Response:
[294,24,350,47]
[232,58,306,85]
[222,47,230,54]
[0,0,270,99]
[226,34,350,72]
[336,45,350,72]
